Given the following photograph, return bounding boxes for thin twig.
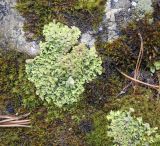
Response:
[116,82,132,97]
[133,33,144,92]
[116,68,160,90]
[0,125,31,128]
[4,120,30,124]
[0,113,31,128]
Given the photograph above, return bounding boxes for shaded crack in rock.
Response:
[0,0,39,56]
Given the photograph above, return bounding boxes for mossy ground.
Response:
[96,18,160,72]
[0,1,160,146]
[16,0,105,40]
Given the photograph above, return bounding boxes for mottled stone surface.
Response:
[0,0,39,56]
[80,31,96,48]
[81,0,153,46]
[100,0,153,42]
[0,0,153,55]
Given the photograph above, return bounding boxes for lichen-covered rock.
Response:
[100,0,154,42]
[0,0,39,56]
[81,0,154,46]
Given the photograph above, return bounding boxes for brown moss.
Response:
[153,0,160,22]
[16,0,105,40]
[86,87,160,146]
[96,18,160,72]
[0,48,97,145]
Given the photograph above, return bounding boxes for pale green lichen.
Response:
[134,0,153,18]
[25,20,102,108]
[107,108,160,146]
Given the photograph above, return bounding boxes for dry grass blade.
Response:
[116,32,160,95]
[116,68,160,90]
[133,33,144,92]
[0,113,31,128]
[0,125,31,128]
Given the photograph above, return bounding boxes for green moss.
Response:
[86,88,160,146]
[16,0,105,39]
[96,18,160,71]
[0,49,40,110]
[75,0,104,11]
[86,111,113,146]
[103,88,160,130]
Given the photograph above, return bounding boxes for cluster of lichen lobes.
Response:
[107,108,160,146]
[26,20,102,107]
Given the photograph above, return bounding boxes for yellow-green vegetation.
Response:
[86,111,113,146]
[16,0,105,39]
[0,49,39,109]
[86,88,160,146]
[75,0,103,11]
[26,21,102,108]
[107,108,160,146]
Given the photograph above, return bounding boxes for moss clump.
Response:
[16,0,105,39]
[85,111,113,146]
[75,0,103,11]
[96,18,160,71]
[86,88,160,146]
[0,49,39,110]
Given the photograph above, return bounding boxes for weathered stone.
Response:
[0,0,154,53]
[0,0,39,56]
[80,31,96,48]
[81,0,154,46]
[102,0,153,42]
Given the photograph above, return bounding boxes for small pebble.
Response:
[6,103,14,114]
[98,26,103,31]
[131,1,137,7]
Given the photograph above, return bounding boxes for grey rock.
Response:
[1,0,152,52]
[0,0,39,56]
[101,0,153,42]
[80,31,96,48]
[81,0,154,47]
